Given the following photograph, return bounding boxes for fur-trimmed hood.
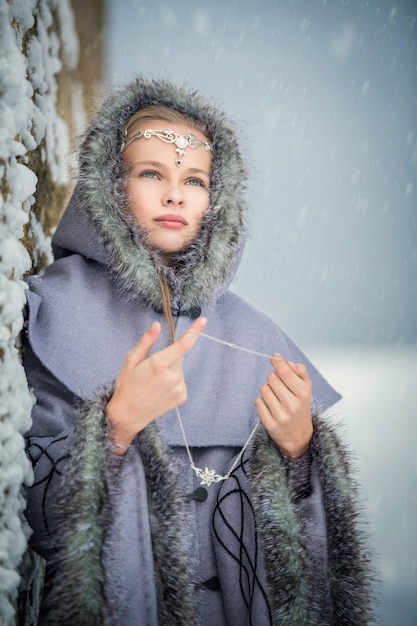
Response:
[25,79,341,429]
[52,77,248,312]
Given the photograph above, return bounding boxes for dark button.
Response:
[201,576,220,591]
[170,306,201,319]
[188,306,201,319]
[185,487,208,502]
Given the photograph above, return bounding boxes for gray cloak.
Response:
[23,77,375,625]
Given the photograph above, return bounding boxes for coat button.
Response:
[185,487,208,502]
[201,576,220,591]
[188,306,201,319]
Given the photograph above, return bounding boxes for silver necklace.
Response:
[176,331,274,488]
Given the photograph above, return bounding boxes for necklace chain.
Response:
[175,407,260,487]
[188,330,273,360]
[176,330,277,488]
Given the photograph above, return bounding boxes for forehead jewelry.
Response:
[121,128,212,166]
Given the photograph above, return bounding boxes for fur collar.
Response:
[52,78,248,311]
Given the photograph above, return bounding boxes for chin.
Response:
[153,235,191,255]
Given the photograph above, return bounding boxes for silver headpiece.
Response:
[121,128,212,165]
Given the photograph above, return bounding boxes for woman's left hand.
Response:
[255,355,313,458]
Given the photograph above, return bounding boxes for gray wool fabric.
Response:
[23,77,376,625]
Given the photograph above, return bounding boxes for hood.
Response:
[52,77,248,312]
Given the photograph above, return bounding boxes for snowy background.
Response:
[104,1,416,624]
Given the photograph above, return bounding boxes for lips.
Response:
[155,214,188,228]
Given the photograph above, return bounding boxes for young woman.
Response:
[23,78,375,625]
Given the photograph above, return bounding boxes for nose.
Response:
[162,180,184,207]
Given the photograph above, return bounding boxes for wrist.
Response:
[106,402,135,455]
[109,440,131,455]
[274,425,313,459]
[279,440,311,459]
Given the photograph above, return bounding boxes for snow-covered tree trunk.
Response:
[0,1,104,623]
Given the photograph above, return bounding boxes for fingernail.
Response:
[286,360,298,370]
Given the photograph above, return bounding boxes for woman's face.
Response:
[123,120,212,263]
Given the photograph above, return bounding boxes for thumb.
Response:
[126,321,161,366]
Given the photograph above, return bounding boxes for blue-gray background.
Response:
[104,1,416,623]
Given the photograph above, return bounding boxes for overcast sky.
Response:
[105,0,416,349]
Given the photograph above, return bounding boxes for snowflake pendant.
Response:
[192,465,226,487]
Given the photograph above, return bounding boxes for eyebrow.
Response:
[130,160,163,169]
[186,167,211,178]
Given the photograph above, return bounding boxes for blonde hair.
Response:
[124,105,210,142]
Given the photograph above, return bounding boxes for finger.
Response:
[271,355,311,396]
[286,360,310,383]
[265,374,309,421]
[255,396,276,427]
[261,376,305,423]
[180,316,207,351]
[264,373,290,406]
[125,321,161,367]
[159,317,207,366]
[259,385,280,414]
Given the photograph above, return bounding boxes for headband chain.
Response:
[121,128,212,166]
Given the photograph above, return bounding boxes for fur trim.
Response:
[135,425,198,626]
[248,418,377,625]
[310,416,377,624]
[40,401,376,625]
[41,390,113,626]
[55,77,248,311]
[248,429,309,625]
[41,394,198,625]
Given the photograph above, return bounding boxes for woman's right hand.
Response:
[106,317,207,453]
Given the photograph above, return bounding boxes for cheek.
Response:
[125,186,146,226]
[189,198,209,235]
[126,181,149,212]
[194,192,210,218]
[126,178,140,200]
[126,185,140,211]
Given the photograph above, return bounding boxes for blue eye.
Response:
[187,178,205,187]
[141,171,158,179]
